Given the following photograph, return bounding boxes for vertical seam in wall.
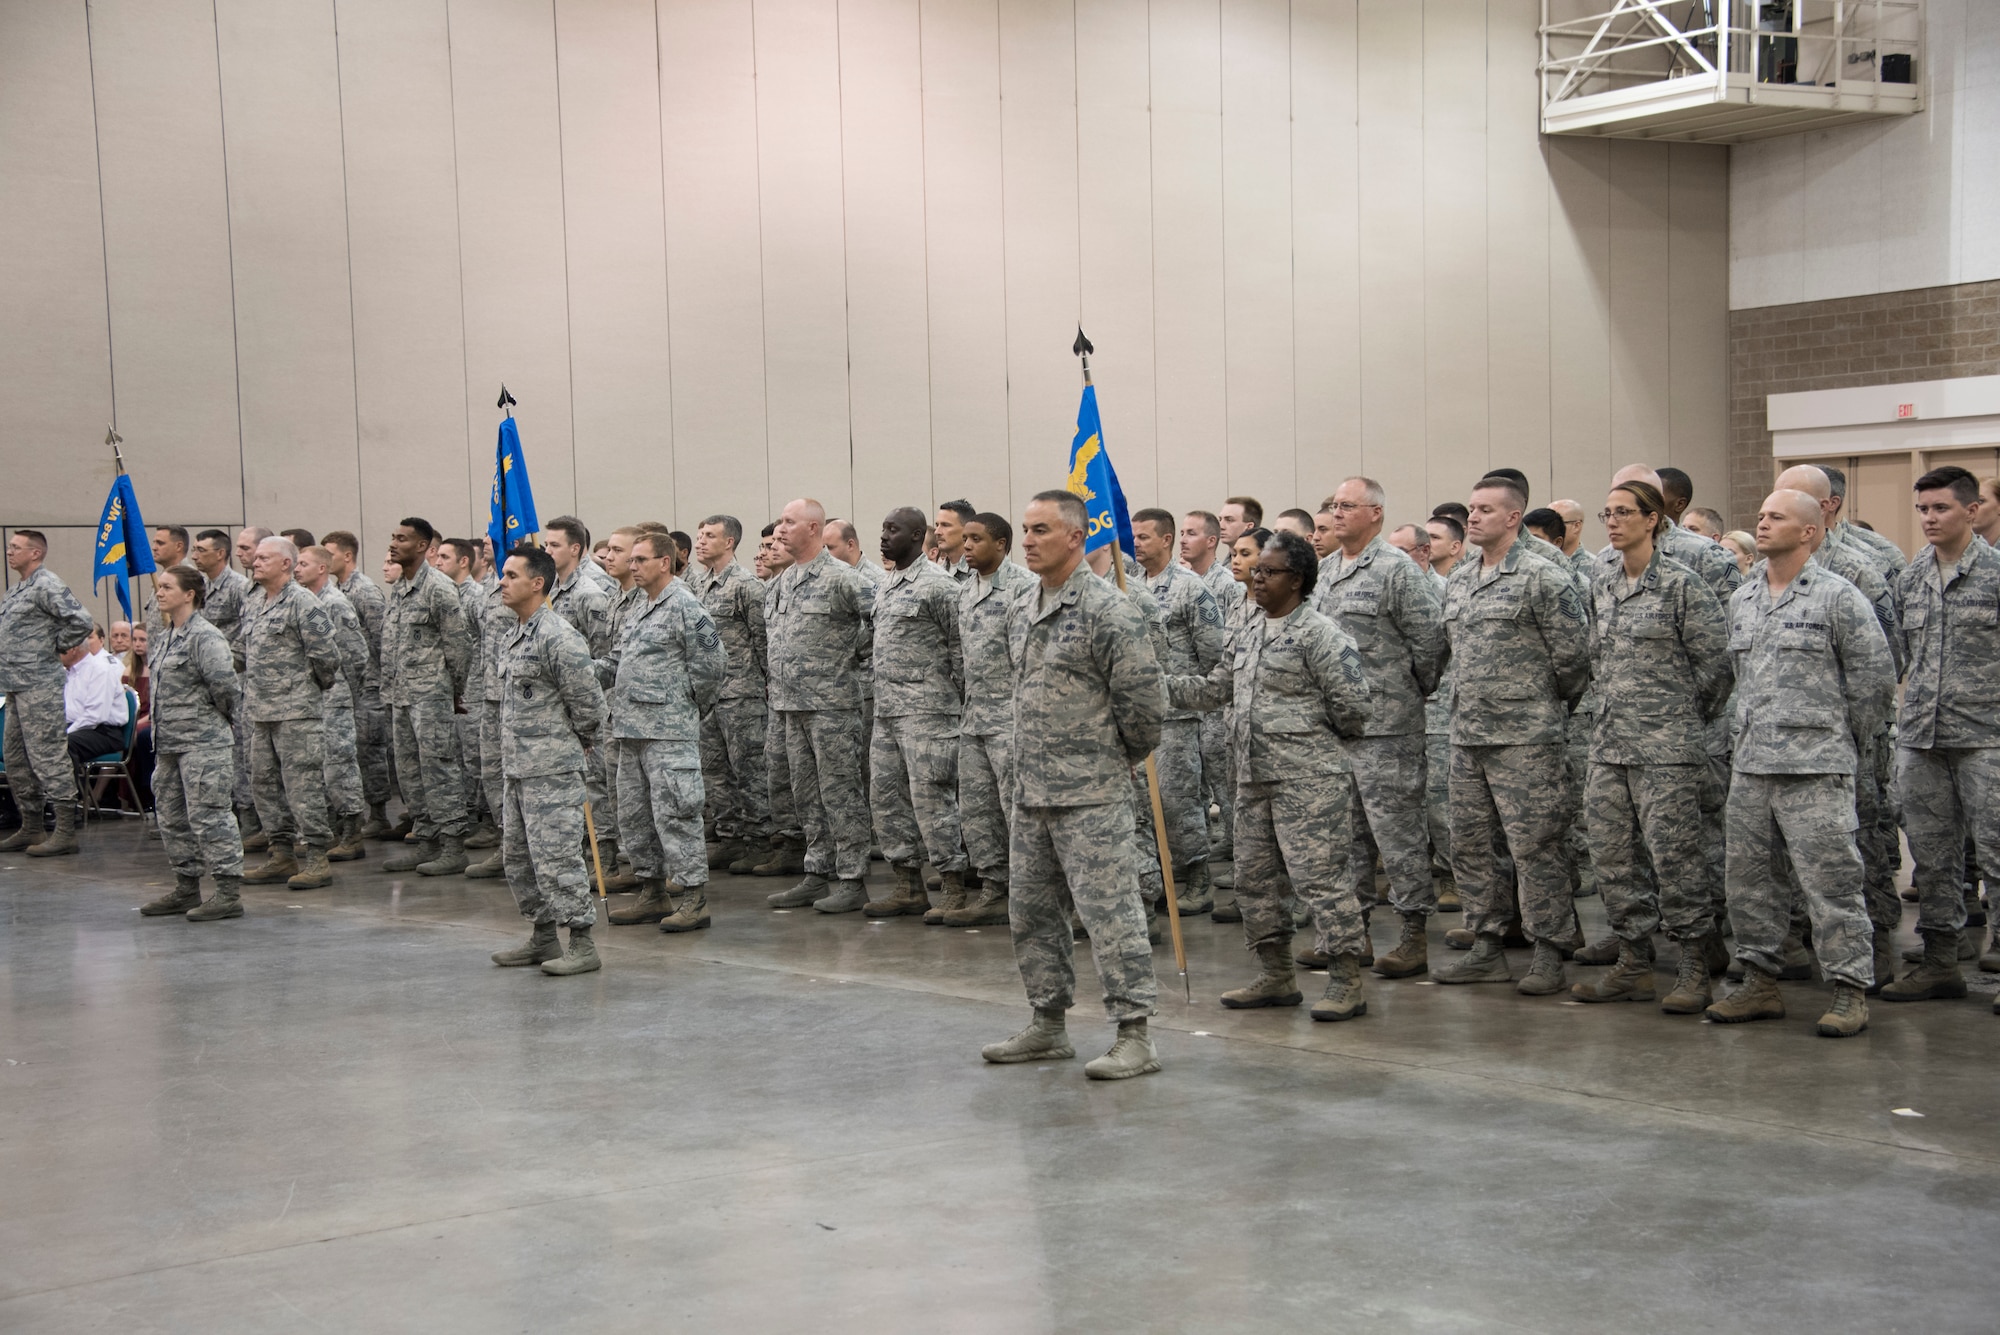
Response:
[1216,0,1229,502]
[652,0,679,529]
[995,3,1014,519]
[751,0,774,521]
[833,0,857,524]
[331,0,366,544]
[552,0,580,516]
[83,1,118,437]
[210,0,250,528]
[915,0,937,511]
[445,0,476,533]
[1286,0,1296,503]
[1148,0,1161,506]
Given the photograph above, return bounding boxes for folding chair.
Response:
[82,688,146,822]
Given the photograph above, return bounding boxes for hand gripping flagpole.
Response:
[105,425,159,621]
[1074,330,1191,1004]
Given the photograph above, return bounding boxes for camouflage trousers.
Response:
[480,700,506,833]
[1237,774,1364,957]
[231,706,254,811]
[1701,752,1730,920]
[1129,765,1166,898]
[1009,799,1158,1023]
[1853,732,1900,931]
[766,708,799,843]
[782,709,870,881]
[870,713,966,872]
[154,745,242,880]
[1201,709,1234,862]
[250,718,332,850]
[502,770,596,927]
[700,697,770,841]
[1725,771,1872,989]
[1425,729,1451,873]
[0,678,74,810]
[1895,745,2000,936]
[1564,705,1595,885]
[322,702,364,821]
[616,737,708,888]
[958,730,1014,886]
[1343,734,1433,916]
[584,741,616,853]
[1152,720,1211,867]
[456,711,484,824]
[355,682,395,806]
[1587,761,1713,942]
[390,695,466,841]
[1449,742,1577,946]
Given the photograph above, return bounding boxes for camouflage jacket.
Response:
[872,559,962,718]
[0,566,93,691]
[602,580,725,744]
[453,576,488,696]
[1311,537,1445,736]
[1441,536,1590,746]
[766,548,874,712]
[686,560,767,702]
[956,560,1033,737]
[498,604,606,779]
[1200,560,1245,612]
[239,580,341,722]
[1423,567,1452,735]
[147,613,239,753]
[1727,562,1895,776]
[1168,603,1371,782]
[549,566,612,660]
[602,584,645,673]
[1141,562,1225,722]
[1587,548,1733,765]
[480,578,514,703]
[380,562,469,705]
[1007,564,1164,807]
[200,567,252,655]
[849,559,884,700]
[1894,539,2000,749]
[338,570,386,688]
[1831,519,1906,583]
[1811,539,1902,679]
[314,582,371,712]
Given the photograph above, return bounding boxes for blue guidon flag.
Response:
[92,472,156,619]
[1065,383,1134,557]
[488,415,540,559]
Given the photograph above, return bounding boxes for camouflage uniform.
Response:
[1006,565,1164,1023]
[477,580,514,830]
[1313,538,1446,917]
[761,579,798,847]
[1892,539,2000,936]
[1119,578,1174,903]
[338,569,394,809]
[1562,548,1599,889]
[1442,536,1591,945]
[380,562,471,841]
[202,566,255,812]
[148,614,243,880]
[1585,548,1733,942]
[240,581,342,852]
[1198,561,1245,862]
[851,559,886,790]
[871,559,967,873]
[550,565,614,853]
[499,605,608,927]
[315,582,371,824]
[957,561,1033,885]
[0,566,93,817]
[1141,564,1224,872]
[1830,518,1907,583]
[1422,568,1452,873]
[687,560,770,844]
[1725,563,1896,988]
[603,580,725,887]
[452,575,488,827]
[767,549,874,881]
[1169,604,1372,956]
[599,582,644,844]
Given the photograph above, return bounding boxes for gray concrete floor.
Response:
[2,825,1996,1333]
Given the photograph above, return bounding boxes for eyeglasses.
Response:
[1596,507,1642,523]
[1323,502,1377,514]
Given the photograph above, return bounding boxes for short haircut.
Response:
[1277,507,1315,531]
[631,531,670,560]
[969,511,1013,550]
[399,516,437,544]
[260,536,299,565]
[1264,530,1319,599]
[545,515,588,549]
[1691,506,1726,533]
[700,514,743,546]
[1239,526,1273,550]
[1819,464,1847,499]
[1391,522,1430,548]
[1224,496,1264,526]
[156,524,189,552]
[1524,508,1567,545]
[1482,467,1531,502]
[323,530,359,558]
[670,530,693,557]
[1338,476,1386,508]
[439,537,477,564]
[760,521,778,539]
[938,499,976,522]
[1427,514,1466,543]
[1915,464,1980,507]
[1657,466,1693,506]
[507,543,556,594]
[1030,489,1089,532]
[195,528,231,549]
[827,519,858,545]
[13,528,48,555]
[242,525,274,543]
[1184,510,1219,539]
[1473,476,1528,512]
[1430,502,1469,525]
[281,527,316,548]
[160,563,206,608]
[300,544,334,567]
[1132,507,1176,537]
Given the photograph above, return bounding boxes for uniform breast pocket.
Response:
[1621,615,1675,641]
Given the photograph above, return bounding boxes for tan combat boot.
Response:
[944,879,1009,927]
[327,815,367,862]
[609,877,672,925]
[1310,953,1368,1021]
[1572,937,1656,1002]
[493,921,561,966]
[1816,983,1869,1037]
[1660,935,1714,1014]
[864,865,930,917]
[1433,933,1511,984]
[0,807,47,852]
[142,875,204,916]
[1084,1020,1161,1080]
[1705,964,1785,1023]
[540,924,602,975]
[242,843,299,884]
[186,876,244,921]
[1220,942,1304,1009]
[1373,912,1429,979]
[287,846,334,890]
[924,869,968,924]
[658,886,711,933]
[982,1009,1074,1063]
[26,801,79,857]
[1880,930,1969,1002]
[415,833,469,877]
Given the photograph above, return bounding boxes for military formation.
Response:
[5,456,1997,1078]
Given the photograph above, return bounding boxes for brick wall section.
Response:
[1727,278,2000,528]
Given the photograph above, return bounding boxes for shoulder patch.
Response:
[1340,644,1365,684]
[1197,596,1224,628]
[1555,581,1584,624]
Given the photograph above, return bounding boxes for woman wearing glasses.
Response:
[1571,481,1735,1013]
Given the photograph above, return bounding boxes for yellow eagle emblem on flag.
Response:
[1067,434,1101,503]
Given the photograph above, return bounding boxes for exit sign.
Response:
[1897,402,1918,419]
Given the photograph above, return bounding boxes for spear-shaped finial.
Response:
[497,384,517,416]
[1073,327,1094,386]
[105,425,123,447]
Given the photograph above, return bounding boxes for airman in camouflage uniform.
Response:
[0,532,95,855]
[193,534,257,831]
[238,540,343,890]
[302,551,371,860]
[380,521,472,874]
[548,540,617,872]
[600,537,726,932]
[752,562,805,876]
[981,492,1164,1081]
[489,551,611,977]
[137,572,246,920]
[1187,513,1244,884]
[1707,491,1895,1036]
[687,517,771,872]
[465,575,517,880]
[1170,531,1375,1020]
[862,508,969,919]
[448,552,491,840]
[764,502,875,913]
[327,532,395,836]
[1433,489,1591,997]
[953,522,1033,926]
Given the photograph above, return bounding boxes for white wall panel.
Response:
[1421,0,1486,513]
[1290,0,1361,513]
[555,0,675,528]
[1547,137,1612,513]
[215,0,361,541]
[336,0,470,565]
[0,2,114,526]
[1354,0,1424,514]
[87,0,244,527]
[1668,143,1729,508]
[1483,0,1551,500]
[1607,141,1671,475]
